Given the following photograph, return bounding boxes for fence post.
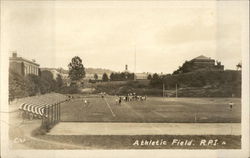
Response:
[57,104,59,123]
[55,104,57,123]
[41,110,44,127]
[47,105,50,126]
[52,105,54,125]
[52,104,55,126]
[43,106,48,130]
[54,104,57,124]
[50,105,53,125]
[51,105,53,125]
[58,105,61,121]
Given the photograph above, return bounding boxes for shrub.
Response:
[9,70,65,100]
[9,70,29,99]
[58,85,80,94]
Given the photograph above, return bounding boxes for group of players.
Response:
[80,93,234,111]
[115,93,147,105]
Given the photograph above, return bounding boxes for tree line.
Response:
[89,72,136,83]
[9,70,64,101]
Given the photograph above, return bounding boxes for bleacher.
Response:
[19,93,69,118]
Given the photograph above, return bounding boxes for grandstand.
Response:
[18,93,69,129]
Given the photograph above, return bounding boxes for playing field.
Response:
[60,96,241,123]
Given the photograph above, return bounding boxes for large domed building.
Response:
[191,55,224,71]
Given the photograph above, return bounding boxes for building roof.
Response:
[9,57,40,66]
[193,55,210,60]
[135,73,148,77]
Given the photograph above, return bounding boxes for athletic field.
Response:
[36,96,242,149]
[60,96,241,123]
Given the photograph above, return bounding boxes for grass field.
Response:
[60,96,241,123]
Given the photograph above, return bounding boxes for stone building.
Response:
[135,73,149,80]
[9,52,40,76]
[124,64,149,80]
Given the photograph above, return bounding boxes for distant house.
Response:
[49,69,68,80]
[84,74,104,81]
[135,73,149,80]
[40,68,70,86]
[191,55,224,71]
[9,52,40,76]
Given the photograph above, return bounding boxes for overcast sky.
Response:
[1,1,247,73]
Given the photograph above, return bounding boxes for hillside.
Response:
[93,70,241,97]
[40,67,115,75]
[161,70,241,97]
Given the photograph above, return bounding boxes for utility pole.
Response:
[134,45,137,81]
[163,83,165,97]
[176,84,178,98]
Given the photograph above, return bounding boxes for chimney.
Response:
[32,59,36,63]
[12,51,17,58]
[125,64,128,71]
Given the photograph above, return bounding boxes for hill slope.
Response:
[41,67,115,75]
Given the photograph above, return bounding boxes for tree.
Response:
[110,73,115,81]
[9,69,29,99]
[102,73,109,82]
[56,74,63,88]
[25,74,43,96]
[147,74,152,80]
[173,61,194,75]
[120,72,126,80]
[94,73,98,80]
[216,60,221,66]
[150,73,163,88]
[152,73,160,80]
[68,56,85,81]
[40,70,56,92]
[110,72,134,81]
[127,73,135,80]
[181,61,193,73]
[236,62,242,71]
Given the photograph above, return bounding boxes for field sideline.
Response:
[60,95,241,123]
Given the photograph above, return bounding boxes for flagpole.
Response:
[134,45,136,81]
[163,83,165,97]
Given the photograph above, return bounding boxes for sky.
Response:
[1,1,248,74]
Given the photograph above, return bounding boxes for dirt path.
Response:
[48,122,241,136]
[8,110,84,149]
